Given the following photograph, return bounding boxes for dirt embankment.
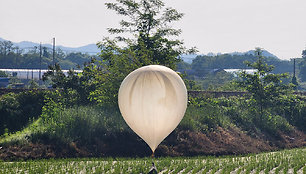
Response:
[0,127,305,160]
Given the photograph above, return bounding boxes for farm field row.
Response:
[0,148,305,173]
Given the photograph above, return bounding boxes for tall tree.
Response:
[237,48,292,119]
[299,48,306,81]
[89,0,195,106]
[302,49,306,58]
[0,41,13,55]
[101,0,195,69]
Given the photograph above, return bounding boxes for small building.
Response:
[0,69,82,80]
[13,83,25,88]
[224,69,257,76]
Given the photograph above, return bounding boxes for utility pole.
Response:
[39,42,42,80]
[52,37,55,65]
[291,58,298,89]
[293,58,296,78]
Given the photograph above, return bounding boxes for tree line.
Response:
[0,40,95,70]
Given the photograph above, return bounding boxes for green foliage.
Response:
[40,0,195,107]
[87,46,142,106]
[299,61,306,82]
[0,91,45,135]
[191,54,252,77]
[42,64,93,105]
[274,95,306,131]
[237,48,292,120]
[181,74,202,90]
[291,75,298,89]
[177,61,191,71]
[41,104,128,144]
[86,0,195,106]
[8,77,21,86]
[42,63,67,88]
[190,53,292,78]
[183,95,300,135]
[0,71,7,77]
[104,0,195,69]
[297,49,306,82]
[199,71,235,90]
[182,51,293,90]
[27,79,39,89]
[65,52,92,68]
[0,148,305,173]
[180,97,230,132]
[0,118,44,146]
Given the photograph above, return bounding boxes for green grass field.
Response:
[0,148,305,174]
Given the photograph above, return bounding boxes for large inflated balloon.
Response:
[118,65,187,152]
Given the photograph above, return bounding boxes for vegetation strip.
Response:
[0,148,304,173]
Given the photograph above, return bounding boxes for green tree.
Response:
[39,0,195,107]
[88,0,195,106]
[43,47,51,58]
[237,48,292,119]
[43,62,96,105]
[300,65,306,82]
[28,79,39,89]
[0,71,7,77]
[299,49,306,82]
[302,49,306,58]
[0,41,13,55]
[291,76,298,89]
[65,52,92,67]
[103,0,195,69]
[42,63,66,88]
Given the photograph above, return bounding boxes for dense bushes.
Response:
[274,95,306,131]
[179,97,230,132]
[1,87,305,147]
[39,92,305,145]
[0,91,45,135]
[40,105,128,144]
[181,95,305,137]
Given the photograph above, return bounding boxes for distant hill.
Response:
[180,54,199,64]
[233,50,278,59]
[181,50,279,64]
[1,37,279,60]
[0,37,100,54]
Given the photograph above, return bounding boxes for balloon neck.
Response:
[151,152,155,159]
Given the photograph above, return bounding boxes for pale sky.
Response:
[0,0,305,60]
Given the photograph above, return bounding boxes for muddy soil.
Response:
[0,127,305,160]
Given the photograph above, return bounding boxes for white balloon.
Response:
[118,65,187,152]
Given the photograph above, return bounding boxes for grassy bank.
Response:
[0,93,305,159]
[1,95,303,146]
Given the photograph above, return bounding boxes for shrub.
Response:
[41,104,128,144]
[274,95,306,131]
[179,97,231,132]
[0,91,45,135]
[184,95,296,136]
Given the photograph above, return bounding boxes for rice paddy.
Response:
[0,148,305,173]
